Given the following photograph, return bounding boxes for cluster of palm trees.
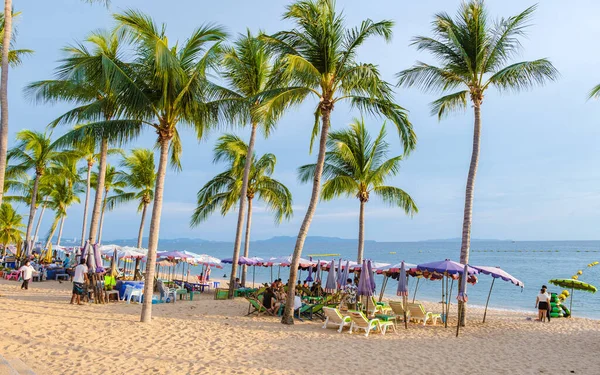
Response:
[0,0,564,327]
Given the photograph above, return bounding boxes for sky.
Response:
[6,0,600,243]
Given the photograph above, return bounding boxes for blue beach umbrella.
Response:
[324,260,337,293]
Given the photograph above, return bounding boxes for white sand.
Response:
[1,279,599,375]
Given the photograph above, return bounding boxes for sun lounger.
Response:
[215,288,229,300]
[389,301,410,324]
[298,303,324,321]
[322,307,352,332]
[246,296,274,317]
[407,302,441,325]
[348,311,395,337]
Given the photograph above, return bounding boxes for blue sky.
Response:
[7,0,600,242]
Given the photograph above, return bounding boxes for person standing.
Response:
[18,260,35,290]
[70,260,89,305]
[342,278,358,310]
[535,288,550,322]
[541,285,551,322]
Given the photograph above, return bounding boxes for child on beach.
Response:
[18,261,35,290]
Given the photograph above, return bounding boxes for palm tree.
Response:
[97,10,228,323]
[214,31,290,298]
[4,174,50,245]
[91,164,126,245]
[44,178,83,248]
[0,10,33,210]
[190,134,293,286]
[397,0,557,267]
[108,149,155,248]
[25,29,138,249]
[6,130,71,254]
[0,202,24,257]
[298,119,417,263]
[260,0,416,324]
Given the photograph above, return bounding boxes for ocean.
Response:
[122,238,600,319]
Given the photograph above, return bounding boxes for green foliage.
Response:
[190,134,293,226]
[397,0,558,118]
[259,0,415,154]
[0,203,25,248]
[298,118,417,214]
[0,11,34,67]
[114,149,156,212]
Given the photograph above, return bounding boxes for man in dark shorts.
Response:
[70,260,89,305]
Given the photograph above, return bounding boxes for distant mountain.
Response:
[256,236,375,244]
[421,237,509,242]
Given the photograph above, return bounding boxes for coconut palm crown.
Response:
[298,119,417,263]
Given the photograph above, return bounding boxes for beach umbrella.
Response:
[396,261,409,329]
[221,256,257,265]
[456,264,469,337]
[44,243,53,264]
[367,260,376,292]
[306,264,314,283]
[315,260,322,283]
[548,278,597,316]
[357,260,374,314]
[93,243,104,273]
[472,266,524,323]
[324,260,337,293]
[110,248,118,277]
[341,260,350,287]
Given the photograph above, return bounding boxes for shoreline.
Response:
[2,279,600,374]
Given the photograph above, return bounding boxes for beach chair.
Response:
[348,311,395,337]
[246,296,274,317]
[371,296,393,314]
[298,303,324,321]
[4,270,19,281]
[158,280,176,303]
[322,307,352,332]
[389,301,410,325]
[407,302,441,326]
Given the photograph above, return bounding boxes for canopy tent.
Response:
[548,278,597,316]
[472,265,524,323]
[417,259,479,328]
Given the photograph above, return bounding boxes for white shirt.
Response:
[537,293,549,303]
[19,265,34,280]
[73,264,88,283]
[294,295,302,310]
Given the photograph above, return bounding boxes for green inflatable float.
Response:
[548,292,571,318]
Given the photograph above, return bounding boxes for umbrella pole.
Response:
[447,278,455,329]
[570,287,574,317]
[444,276,448,328]
[378,275,388,302]
[270,266,273,283]
[482,278,495,323]
[412,278,420,303]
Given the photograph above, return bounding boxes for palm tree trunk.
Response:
[80,163,92,246]
[241,198,253,287]
[25,174,40,255]
[282,106,332,325]
[56,216,66,246]
[228,123,257,297]
[88,138,107,244]
[0,0,13,209]
[97,191,107,245]
[137,202,148,249]
[33,199,48,243]
[458,101,482,326]
[141,136,170,323]
[357,199,366,264]
[44,216,60,250]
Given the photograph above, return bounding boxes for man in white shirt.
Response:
[19,261,35,290]
[70,260,89,305]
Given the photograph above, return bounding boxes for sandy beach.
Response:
[1,279,599,375]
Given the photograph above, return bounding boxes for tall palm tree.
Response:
[92,164,126,245]
[105,149,155,248]
[25,29,138,249]
[260,0,416,324]
[0,202,24,257]
[397,1,558,325]
[4,174,50,245]
[99,10,228,323]
[0,10,33,210]
[190,134,293,286]
[298,119,417,263]
[215,31,290,298]
[397,0,557,267]
[6,130,72,254]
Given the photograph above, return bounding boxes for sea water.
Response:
[152,239,600,319]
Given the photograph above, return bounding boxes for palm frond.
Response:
[430,90,468,119]
[486,59,559,92]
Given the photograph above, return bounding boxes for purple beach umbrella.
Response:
[336,259,343,288]
[397,261,409,329]
[315,260,322,283]
[93,243,104,273]
[341,260,350,286]
[357,260,374,297]
[367,259,376,293]
[221,256,257,265]
[417,259,478,276]
[324,260,337,293]
[472,266,523,323]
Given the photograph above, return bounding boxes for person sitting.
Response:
[234,277,243,289]
[62,254,71,269]
[262,287,276,313]
[293,292,304,318]
[310,281,323,297]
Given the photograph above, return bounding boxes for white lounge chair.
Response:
[408,302,441,325]
[322,307,352,333]
[349,311,395,337]
[389,301,409,325]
